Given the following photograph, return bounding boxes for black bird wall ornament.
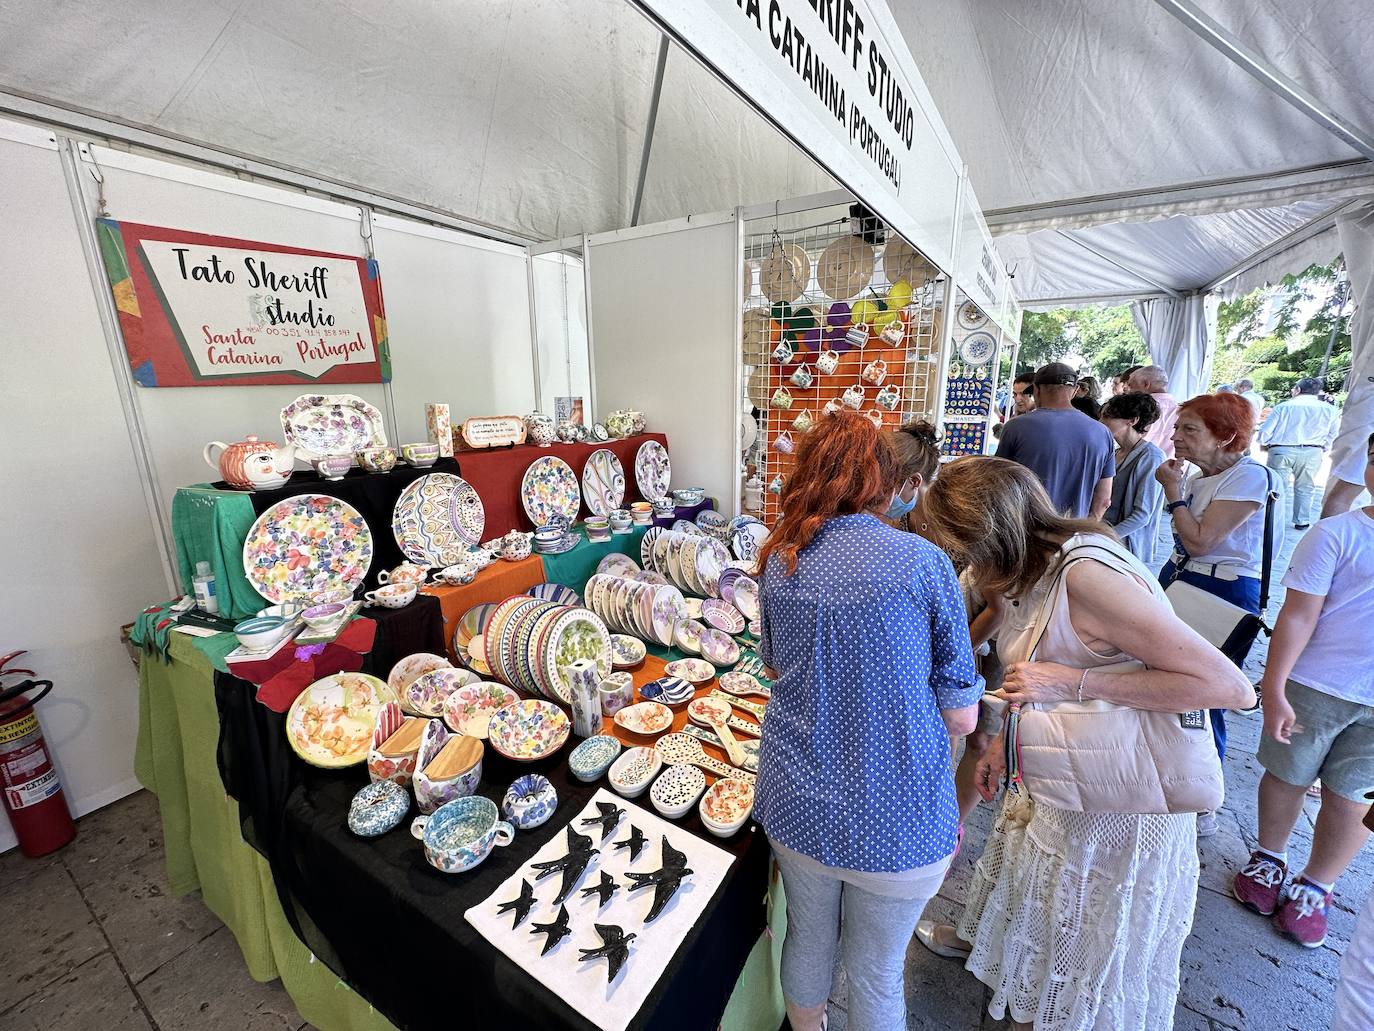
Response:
[625,837,693,922]
[578,923,637,982]
[530,903,572,955]
[496,878,536,928]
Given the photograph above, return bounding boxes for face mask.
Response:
[885,491,917,521]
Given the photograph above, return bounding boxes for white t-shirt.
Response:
[1182,458,1272,578]
[1283,509,1374,704]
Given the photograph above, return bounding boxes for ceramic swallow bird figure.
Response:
[625,837,693,922]
[530,903,572,956]
[578,923,637,982]
[531,825,599,904]
[496,878,537,928]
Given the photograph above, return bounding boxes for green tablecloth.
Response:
[135,634,785,1031]
[539,523,647,589]
[172,485,262,621]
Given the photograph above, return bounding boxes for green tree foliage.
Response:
[1015,306,1149,380]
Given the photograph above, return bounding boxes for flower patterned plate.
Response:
[613,701,674,737]
[387,652,451,701]
[442,681,519,738]
[699,777,756,836]
[699,628,740,667]
[521,456,581,527]
[286,672,397,768]
[633,569,669,586]
[665,658,716,684]
[487,699,571,761]
[694,537,731,598]
[640,526,664,570]
[733,577,760,622]
[634,440,671,501]
[244,494,373,604]
[674,618,705,655]
[701,599,745,635]
[392,473,485,565]
[581,448,626,517]
[405,667,478,718]
[544,608,612,704]
[651,584,688,646]
[569,734,623,782]
[610,634,647,669]
[596,553,640,578]
[280,393,386,461]
[672,519,704,536]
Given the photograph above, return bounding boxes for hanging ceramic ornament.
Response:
[817,235,876,300]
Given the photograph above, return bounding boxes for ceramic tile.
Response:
[135,926,300,1030]
[61,790,164,891]
[0,952,150,1031]
[0,862,105,1011]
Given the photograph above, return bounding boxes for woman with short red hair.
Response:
[1156,392,1274,785]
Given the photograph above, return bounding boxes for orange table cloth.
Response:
[420,555,546,660]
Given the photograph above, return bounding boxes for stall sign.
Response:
[635,0,962,271]
[97,219,389,387]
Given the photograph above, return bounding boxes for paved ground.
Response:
[2,490,1368,1030]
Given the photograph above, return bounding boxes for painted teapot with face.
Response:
[204,436,296,491]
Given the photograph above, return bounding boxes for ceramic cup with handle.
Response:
[379,562,428,586]
[822,398,842,417]
[789,363,813,389]
[771,430,794,454]
[364,583,418,609]
[841,384,865,410]
[876,384,901,411]
[862,358,888,386]
[879,320,905,346]
[791,409,815,433]
[411,795,513,874]
[816,349,840,375]
[771,338,795,365]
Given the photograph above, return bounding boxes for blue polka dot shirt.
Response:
[755,513,983,872]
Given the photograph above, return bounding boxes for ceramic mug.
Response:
[772,339,795,365]
[411,796,513,874]
[312,454,353,480]
[876,384,901,411]
[865,408,885,428]
[792,409,815,433]
[841,384,865,410]
[822,398,842,417]
[789,363,813,389]
[816,349,840,375]
[599,675,635,716]
[770,386,793,410]
[379,562,428,586]
[364,583,418,609]
[768,474,785,495]
[879,320,905,346]
[402,442,439,467]
[771,430,795,454]
[845,326,869,350]
[862,358,888,386]
[357,446,397,473]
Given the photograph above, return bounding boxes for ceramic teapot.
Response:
[524,413,556,448]
[204,436,295,490]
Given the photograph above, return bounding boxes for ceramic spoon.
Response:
[709,689,766,722]
[718,671,771,702]
[655,732,756,785]
[679,725,760,773]
[687,697,750,768]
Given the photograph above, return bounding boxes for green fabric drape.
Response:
[171,486,262,621]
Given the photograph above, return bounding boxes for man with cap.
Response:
[995,362,1116,518]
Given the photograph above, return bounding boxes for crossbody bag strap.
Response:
[1258,465,1280,617]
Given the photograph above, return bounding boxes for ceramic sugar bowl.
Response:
[501,774,558,831]
[524,413,557,448]
[204,436,296,491]
[500,530,532,562]
[411,795,514,874]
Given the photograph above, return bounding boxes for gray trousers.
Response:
[1267,445,1323,525]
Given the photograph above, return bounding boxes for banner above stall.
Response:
[635,0,962,274]
[96,219,389,387]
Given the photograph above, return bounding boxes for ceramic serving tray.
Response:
[280,393,386,460]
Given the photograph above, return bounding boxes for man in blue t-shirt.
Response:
[995,362,1116,518]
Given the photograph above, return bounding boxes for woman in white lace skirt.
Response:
[914,459,1254,1031]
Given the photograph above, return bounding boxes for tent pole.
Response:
[1154,0,1374,162]
[631,36,671,228]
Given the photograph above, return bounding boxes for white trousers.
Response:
[1333,891,1374,1030]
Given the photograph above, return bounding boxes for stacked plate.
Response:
[481,595,612,704]
[718,569,761,622]
[727,515,769,566]
[636,527,731,599]
[583,573,687,646]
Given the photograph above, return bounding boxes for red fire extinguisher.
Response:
[0,651,76,858]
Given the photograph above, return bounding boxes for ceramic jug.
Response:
[204,436,296,491]
[566,659,603,738]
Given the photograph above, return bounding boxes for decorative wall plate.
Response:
[280,394,386,460]
[544,608,612,704]
[488,699,571,761]
[640,526,664,570]
[244,494,373,603]
[521,457,580,527]
[582,449,626,517]
[286,672,397,768]
[959,330,997,366]
[634,441,671,502]
[957,300,989,331]
[392,473,486,565]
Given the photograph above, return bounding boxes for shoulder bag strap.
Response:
[1020,541,1127,662]
[1258,465,1280,619]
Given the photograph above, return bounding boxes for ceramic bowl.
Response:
[585,518,611,542]
[442,681,518,738]
[302,602,346,629]
[402,442,440,467]
[650,764,706,820]
[257,602,304,619]
[379,562,429,586]
[364,582,418,609]
[311,587,354,606]
[357,446,397,473]
[674,618,705,655]
[673,487,706,506]
[701,599,745,635]
[387,652,451,698]
[406,667,479,718]
[313,454,353,480]
[665,658,716,684]
[411,795,513,874]
[609,746,663,798]
[609,635,647,669]
[233,615,290,653]
[699,777,755,838]
[698,629,740,667]
[501,774,558,831]
[639,676,695,707]
[348,780,410,837]
[613,701,674,737]
[569,735,623,782]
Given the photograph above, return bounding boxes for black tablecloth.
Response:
[215,603,769,1031]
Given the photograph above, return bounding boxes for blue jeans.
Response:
[1159,560,1261,760]
[1267,445,1323,526]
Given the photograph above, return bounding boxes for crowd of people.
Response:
[751,364,1374,1030]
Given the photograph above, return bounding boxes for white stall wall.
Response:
[532,252,590,416]
[0,125,167,853]
[587,219,740,513]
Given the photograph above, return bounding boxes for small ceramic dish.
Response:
[569,734,623,782]
[701,599,745,635]
[387,652,452,700]
[233,615,290,653]
[613,701,674,736]
[673,618,705,655]
[748,619,763,638]
[698,629,740,667]
[650,764,707,820]
[442,681,519,738]
[671,519,704,536]
[683,597,704,620]
[501,774,558,830]
[673,487,706,506]
[347,780,410,837]
[406,667,479,718]
[733,577,760,622]
[609,634,647,669]
[639,677,695,707]
[302,602,347,629]
[719,670,771,701]
[699,777,755,837]
[665,658,716,684]
[609,746,663,799]
[364,582,418,608]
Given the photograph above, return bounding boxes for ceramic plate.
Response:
[733,578,760,622]
[672,519,704,536]
[405,667,478,718]
[488,699,571,761]
[453,603,497,663]
[569,735,623,782]
[695,510,730,536]
[960,330,997,366]
[244,494,373,603]
[597,553,640,578]
[634,440,671,501]
[529,582,582,606]
[521,456,580,527]
[640,526,664,571]
[674,618,704,655]
[731,520,769,564]
[695,538,730,598]
[957,300,989,331]
[286,672,397,768]
[665,658,715,684]
[392,473,486,565]
[387,653,451,700]
[633,569,669,586]
[581,449,626,517]
[651,584,687,646]
[442,681,519,738]
[698,628,740,667]
[610,634,646,669]
[701,599,745,635]
[280,393,386,461]
[614,701,674,736]
[544,608,612,704]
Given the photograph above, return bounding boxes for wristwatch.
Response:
[1166,499,1189,513]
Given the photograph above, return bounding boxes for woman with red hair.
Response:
[1156,392,1275,782]
[754,411,981,1031]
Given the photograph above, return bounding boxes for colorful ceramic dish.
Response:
[650,764,707,820]
[699,777,756,837]
[487,699,571,761]
[348,780,410,837]
[665,658,715,684]
[501,774,558,830]
[243,494,373,603]
[392,473,486,565]
[609,635,647,669]
[388,653,453,701]
[719,670,771,701]
[280,393,386,461]
[733,577,760,622]
[581,448,626,517]
[613,701,674,736]
[639,676,695,707]
[674,618,705,655]
[569,734,623,782]
[530,582,582,606]
[698,628,740,667]
[609,746,662,799]
[286,672,397,768]
[634,440,671,501]
[411,795,514,874]
[405,667,478,718]
[442,681,519,738]
[640,526,664,569]
[520,456,581,527]
[701,599,745,635]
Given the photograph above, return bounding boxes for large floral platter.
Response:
[581,448,626,517]
[392,472,485,565]
[521,456,581,527]
[286,672,397,768]
[487,699,571,761]
[634,440,671,502]
[243,493,372,603]
[280,393,386,460]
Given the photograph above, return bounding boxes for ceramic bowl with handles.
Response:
[411,795,513,873]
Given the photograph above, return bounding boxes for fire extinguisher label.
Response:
[0,711,38,746]
[4,767,60,809]
[1,739,60,809]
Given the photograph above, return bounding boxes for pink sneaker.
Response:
[1273,879,1331,948]
[1232,852,1286,916]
